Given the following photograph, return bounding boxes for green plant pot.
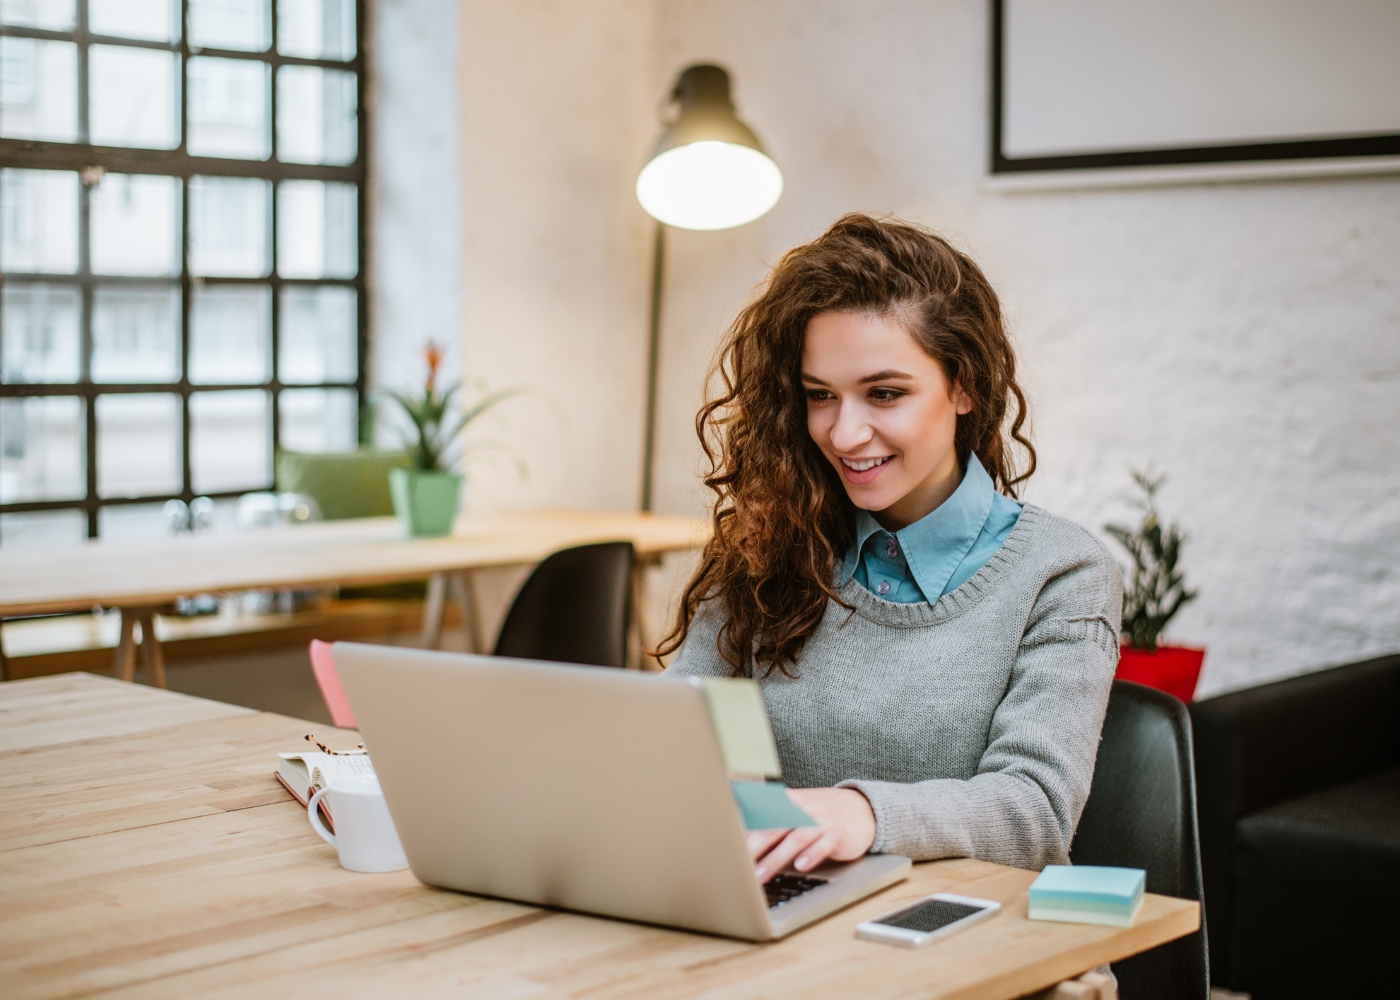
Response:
[387,468,463,538]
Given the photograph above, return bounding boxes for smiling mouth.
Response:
[840,456,893,472]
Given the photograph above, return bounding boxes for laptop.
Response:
[331,642,911,940]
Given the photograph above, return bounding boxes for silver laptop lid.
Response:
[332,642,772,940]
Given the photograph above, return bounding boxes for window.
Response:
[0,0,364,544]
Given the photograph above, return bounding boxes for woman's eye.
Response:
[869,387,905,402]
[805,389,833,403]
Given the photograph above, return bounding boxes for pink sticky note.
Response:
[309,639,357,728]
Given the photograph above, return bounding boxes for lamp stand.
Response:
[640,221,666,512]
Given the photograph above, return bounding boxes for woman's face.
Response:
[802,309,971,530]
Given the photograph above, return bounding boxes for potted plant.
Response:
[1104,469,1204,702]
[382,341,520,538]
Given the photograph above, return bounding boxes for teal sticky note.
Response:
[1028,865,1146,926]
[731,781,815,830]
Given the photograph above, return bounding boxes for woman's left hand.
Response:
[747,787,877,883]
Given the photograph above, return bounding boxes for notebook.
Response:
[274,750,376,832]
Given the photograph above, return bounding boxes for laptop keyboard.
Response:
[764,873,828,909]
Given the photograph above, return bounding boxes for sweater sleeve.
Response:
[840,539,1123,869]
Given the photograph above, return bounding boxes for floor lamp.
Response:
[634,64,783,511]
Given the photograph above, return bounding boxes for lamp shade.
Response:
[636,65,782,231]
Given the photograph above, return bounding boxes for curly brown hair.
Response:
[656,213,1035,677]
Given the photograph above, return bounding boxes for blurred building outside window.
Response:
[0,0,364,547]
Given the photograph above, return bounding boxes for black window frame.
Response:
[0,0,368,541]
[989,0,1400,175]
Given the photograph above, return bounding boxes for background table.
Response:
[0,509,707,683]
[0,673,1199,1000]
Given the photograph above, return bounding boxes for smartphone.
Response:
[855,892,1002,947]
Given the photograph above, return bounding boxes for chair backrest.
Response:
[275,450,411,520]
[1071,680,1209,1000]
[493,542,634,668]
[309,639,357,728]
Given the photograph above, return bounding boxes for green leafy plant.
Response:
[382,341,524,473]
[1104,469,1197,651]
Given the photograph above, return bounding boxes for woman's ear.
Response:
[951,383,974,416]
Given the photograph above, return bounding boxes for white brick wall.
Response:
[382,1,1399,694]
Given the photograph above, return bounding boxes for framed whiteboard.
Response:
[991,0,1400,174]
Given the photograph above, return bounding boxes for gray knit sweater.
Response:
[665,505,1122,870]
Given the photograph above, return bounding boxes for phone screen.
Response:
[874,897,985,933]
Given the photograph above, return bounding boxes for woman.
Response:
[660,214,1121,885]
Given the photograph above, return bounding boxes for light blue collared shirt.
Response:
[840,454,1022,604]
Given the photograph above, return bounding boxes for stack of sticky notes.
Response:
[1028,865,1146,927]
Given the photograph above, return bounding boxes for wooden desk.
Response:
[0,674,1199,1000]
[0,509,707,684]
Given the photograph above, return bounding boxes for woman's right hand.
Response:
[745,787,876,883]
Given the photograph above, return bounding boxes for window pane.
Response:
[90,173,181,276]
[188,56,269,159]
[190,284,270,383]
[0,395,84,501]
[0,37,78,141]
[1,168,78,273]
[277,180,356,278]
[92,284,181,383]
[191,175,269,276]
[191,389,270,492]
[189,0,269,51]
[89,0,180,42]
[98,501,171,540]
[96,392,181,498]
[2,282,80,383]
[0,509,86,548]
[276,66,355,165]
[279,387,356,452]
[279,285,355,384]
[89,45,179,149]
[0,0,77,31]
[278,0,354,60]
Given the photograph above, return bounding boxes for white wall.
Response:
[398,0,1398,693]
[455,0,660,513]
[650,0,1400,695]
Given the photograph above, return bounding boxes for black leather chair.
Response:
[1070,680,1209,1000]
[1189,653,1400,999]
[493,541,634,668]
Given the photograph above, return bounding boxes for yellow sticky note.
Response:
[696,678,782,779]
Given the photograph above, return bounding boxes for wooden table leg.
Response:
[115,610,139,682]
[114,606,170,687]
[421,573,448,649]
[1024,970,1117,1000]
[449,571,484,654]
[138,610,167,689]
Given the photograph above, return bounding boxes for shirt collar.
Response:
[839,453,997,598]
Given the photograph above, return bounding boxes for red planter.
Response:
[1115,645,1206,703]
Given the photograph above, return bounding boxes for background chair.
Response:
[275,450,411,521]
[493,541,635,668]
[1071,680,1209,1000]
[1189,653,1400,999]
[309,639,357,728]
[310,542,637,724]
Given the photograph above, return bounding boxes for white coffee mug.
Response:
[307,774,409,873]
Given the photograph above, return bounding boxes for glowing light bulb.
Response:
[636,140,784,231]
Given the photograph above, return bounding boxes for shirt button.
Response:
[877,581,891,595]
[886,538,899,558]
